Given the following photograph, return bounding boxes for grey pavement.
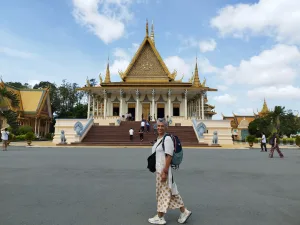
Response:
[0,147,300,225]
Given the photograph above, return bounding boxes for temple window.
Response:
[173,103,180,116]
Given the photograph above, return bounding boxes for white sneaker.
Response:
[178,209,192,224]
[148,214,167,224]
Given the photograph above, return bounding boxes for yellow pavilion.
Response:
[0,81,52,137]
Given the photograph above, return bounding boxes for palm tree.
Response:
[0,86,20,129]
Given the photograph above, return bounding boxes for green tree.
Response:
[6,82,31,89]
[0,86,20,129]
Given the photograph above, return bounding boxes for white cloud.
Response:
[235,108,255,115]
[113,48,130,60]
[0,47,34,59]
[248,85,300,100]
[216,85,228,91]
[199,39,217,52]
[213,94,237,104]
[210,0,300,45]
[197,57,219,74]
[72,0,135,44]
[27,80,40,87]
[165,56,191,79]
[220,44,300,86]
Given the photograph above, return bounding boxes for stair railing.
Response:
[191,118,201,143]
[74,117,94,142]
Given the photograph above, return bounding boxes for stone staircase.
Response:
[71,121,207,147]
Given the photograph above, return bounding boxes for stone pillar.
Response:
[152,89,155,121]
[201,92,205,120]
[92,95,95,118]
[136,89,140,121]
[96,99,99,117]
[198,97,201,119]
[168,89,171,118]
[87,94,91,119]
[34,117,37,135]
[37,118,40,136]
[103,90,107,119]
[184,89,188,119]
[120,89,123,117]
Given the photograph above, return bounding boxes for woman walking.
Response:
[269,133,284,158]
[148,118,191,224]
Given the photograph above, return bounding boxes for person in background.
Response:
[269,133,284,158]
[261,132,267,152]
[141,120,145,132]
[1,128,10,151]
[153,122,158,136]
[129,128,134,141]
[139,128,144,142]
[146,120,150,133]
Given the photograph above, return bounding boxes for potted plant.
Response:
[295,136,300,147]
[246,135,256,148]
[25,132,35,146]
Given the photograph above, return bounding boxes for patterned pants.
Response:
[156,172,184,213]
[269,144,284,158]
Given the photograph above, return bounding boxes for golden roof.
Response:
[259,98,269,115]
[193,60,201,87]
[0,81,52,117]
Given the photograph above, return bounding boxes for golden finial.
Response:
[118,70,125,81]
[179,74,184,82]
[193,57,201,87]
[146,19,149,37]
[99,73,103,85]
[150,20,155,44]
[86,76,91,87]
[104,57,111,83]
[202,77,206,87]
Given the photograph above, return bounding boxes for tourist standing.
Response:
[1,128,9,151]
[261,132,267,152]
[153,123,157,136]
[148,118,191,224]
[146,120,150,133]
[129,128,134,141]
[269,133,284,158]
[141,120,145,132]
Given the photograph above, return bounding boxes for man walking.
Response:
[261,132,267,152]
[1,128,9,151]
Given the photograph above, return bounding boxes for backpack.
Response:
[269,136,275,145]
[162,133,183,169]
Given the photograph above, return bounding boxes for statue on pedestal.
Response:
[60,130,67,144]
[212,131,218,144]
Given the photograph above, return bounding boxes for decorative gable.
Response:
[120,38,175,83]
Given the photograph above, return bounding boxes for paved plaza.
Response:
[0,147,299,225]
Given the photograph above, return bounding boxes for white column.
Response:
[87,94,91,119]
[34,117,37,135]
[100,99,103,117]
[96,99,99,117]
[201,92,205,120]
[152,89,155,121]
[120,89,123,117]
[92,95,95,118]
[198,97,201,119]
[103,90,107,119]
[168,89,171,118]
[184,89,188,119]
[136,89,140,121]
[37,118,40,136]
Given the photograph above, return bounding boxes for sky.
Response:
[0,0,300,119]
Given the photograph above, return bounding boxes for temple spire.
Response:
[104,57,111,83]
[146,19,149,37]
[261,98,269,113]
[193,57,201,87]
[150,20,155,45]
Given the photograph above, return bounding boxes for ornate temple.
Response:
[79,21,217,125]
[0,81,52,137]
[222,99,270,140]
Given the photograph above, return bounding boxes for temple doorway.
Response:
[157,103,165,119]
[142,103,150,120]
[128,103,136,121]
